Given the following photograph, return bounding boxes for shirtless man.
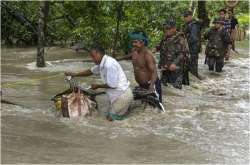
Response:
[119,32,162,102]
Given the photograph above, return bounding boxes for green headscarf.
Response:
[129,32,149,46]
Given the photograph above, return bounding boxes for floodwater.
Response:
[1,44,249,164]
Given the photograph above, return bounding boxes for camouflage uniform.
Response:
[183,19,201,78]
[204,26,231,72]
[158,32,190,89]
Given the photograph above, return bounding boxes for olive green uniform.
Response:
[204,27,231,72]
[158,32,190,89]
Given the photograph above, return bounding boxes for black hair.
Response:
[90,44,105,55]
[219,9,227,13]
[183,10,192,17]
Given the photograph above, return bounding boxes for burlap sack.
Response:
[61,89,93,118]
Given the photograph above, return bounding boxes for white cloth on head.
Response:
[91,55,130,103]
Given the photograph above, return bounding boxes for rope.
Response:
[1,73,62,88]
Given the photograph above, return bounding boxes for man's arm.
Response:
[145,51,157,91]
[115,54,132,61]
[65,69,93,77]
[91,83,110,90]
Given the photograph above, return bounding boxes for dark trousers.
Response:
[161,69,189,89]
[207,56,224,72]
[189,54,199,77]
[140,78,162,103]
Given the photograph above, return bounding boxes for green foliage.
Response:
[238,14,250,28]
[1,1,249,53]
[1,1,39,45]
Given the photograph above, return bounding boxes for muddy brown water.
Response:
[1,44,249,164]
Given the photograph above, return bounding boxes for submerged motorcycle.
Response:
[51,76,165,118]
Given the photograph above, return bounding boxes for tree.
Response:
[2,1,249,55]
[37,1,49,67]
[1,1,38,45]
[112,1,124,57]
[198,1,210,28]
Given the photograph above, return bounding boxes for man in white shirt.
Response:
[65,45,133,121]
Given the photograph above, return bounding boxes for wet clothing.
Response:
[161,68,189,89]
[91,55,130,103]
[106,88,133,121]
[139,78,162,103]
[91,55,132,121]
[183,19,201,78]
[132,86,165,112]
[158,32,190,89]
[189,55,199,77]
[204,27,231,72]
[207,56,224,72]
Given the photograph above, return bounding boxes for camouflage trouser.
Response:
[207,56,224,72]
[161,68,188,89]
[189,54,199,77]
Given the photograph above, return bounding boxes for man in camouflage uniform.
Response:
[204,18,231,72]
[157,20,190,89]
[183,10,203,80]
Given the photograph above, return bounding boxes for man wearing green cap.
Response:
[157,20,189,89]
[204,18,231,72]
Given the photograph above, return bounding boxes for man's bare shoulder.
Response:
[144,48,153,56]
[144,48,156,63]
[144,48,154,58]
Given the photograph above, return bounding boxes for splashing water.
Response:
[1,47,249,164]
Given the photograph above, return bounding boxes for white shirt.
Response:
[91,55,130,103]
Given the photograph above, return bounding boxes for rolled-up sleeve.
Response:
[90,65,100,75]
[106,66,119,88]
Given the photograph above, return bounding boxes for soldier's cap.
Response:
[213,18,224,24]
[183,10,193,17]
[163,20,176,29]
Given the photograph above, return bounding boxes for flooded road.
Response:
[1,43,249,164]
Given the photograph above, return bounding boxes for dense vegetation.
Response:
[1,1,249,53]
